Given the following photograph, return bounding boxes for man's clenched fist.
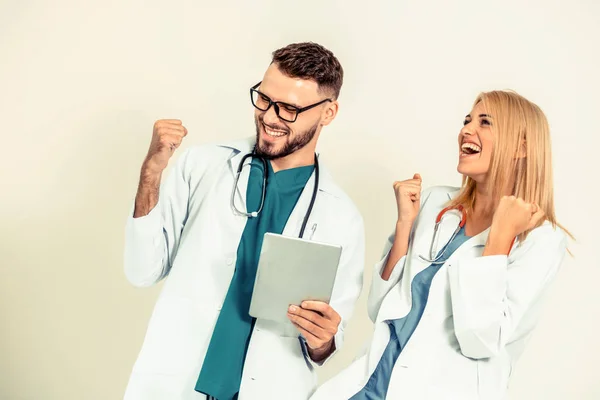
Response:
[143,119,188,174]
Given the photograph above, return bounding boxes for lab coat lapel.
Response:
[281,153,340,239]
[228,150,251,217]
[375,215,461,324]
[282,153,337,239]
[376,189,466,323]
[281,171,317,239]
[225,138,256,221]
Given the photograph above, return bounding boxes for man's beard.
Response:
[254,114,318,160]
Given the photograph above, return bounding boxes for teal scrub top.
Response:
[195,157,315,400]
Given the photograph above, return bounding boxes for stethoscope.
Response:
[418,204,517,264]
[230,151,320,239]
[418,205,467,264]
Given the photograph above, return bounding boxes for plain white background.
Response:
[1,1,599,399]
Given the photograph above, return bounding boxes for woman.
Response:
[309,90,571,400]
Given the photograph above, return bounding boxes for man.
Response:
[123,42,365,400]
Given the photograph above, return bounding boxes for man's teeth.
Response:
[265,126,286,137]
[461,142,482,153]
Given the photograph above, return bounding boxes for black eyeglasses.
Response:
[250,81,332,123]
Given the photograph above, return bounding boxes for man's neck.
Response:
[270,151,315,173]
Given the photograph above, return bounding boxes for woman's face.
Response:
[457,101,494,183]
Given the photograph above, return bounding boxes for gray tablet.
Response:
[248,232,343,324]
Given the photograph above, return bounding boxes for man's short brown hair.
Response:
[271,42,344,100]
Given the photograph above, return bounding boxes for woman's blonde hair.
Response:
[447,90,572,243]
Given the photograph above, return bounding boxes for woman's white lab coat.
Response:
[310,186,567,400]
[122,138,365,400]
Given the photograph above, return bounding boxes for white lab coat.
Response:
[122,137,365,400]
[310,186,567,400]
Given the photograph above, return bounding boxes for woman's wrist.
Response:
[395,220,414,234]
[483,227,515,256]
[381,221,413,281]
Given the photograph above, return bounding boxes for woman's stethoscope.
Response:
[230,151,320,239]
[418,205,467,264]
[418,204,516,264]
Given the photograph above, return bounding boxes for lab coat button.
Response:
[226,258,234,266]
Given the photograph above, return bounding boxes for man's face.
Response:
[253,64,333,160]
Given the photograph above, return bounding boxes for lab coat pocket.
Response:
[274,336,316,393]
[241,329,316,399]
[426,350,479,400]
[134,296,212,376]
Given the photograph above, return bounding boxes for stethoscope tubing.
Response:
[230,151,320,239]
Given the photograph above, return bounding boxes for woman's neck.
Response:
[465,184,495,236]
[473,184,494,216]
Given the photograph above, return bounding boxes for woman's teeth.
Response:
[265,126,286,137]
[461,142,481,154]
